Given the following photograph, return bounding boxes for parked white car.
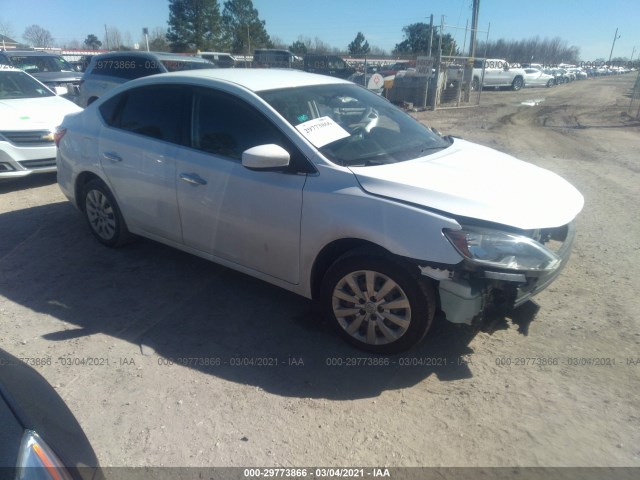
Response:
[56,69,583,353]
[0,67,82,179]
[472,59,527,90]
[523,68,556,87]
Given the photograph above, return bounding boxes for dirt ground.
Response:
[0,74,639,471]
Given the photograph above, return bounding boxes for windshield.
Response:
[11,55,75,73]
[0,71,54,99]
[260,84,450,166]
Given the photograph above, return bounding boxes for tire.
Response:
[546,79,554,88]
[82,178,130,247]
[511,76,524,91]
[471,77,480,91]
[320,250,436,354]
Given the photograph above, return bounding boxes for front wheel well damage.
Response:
[309,239,393,300]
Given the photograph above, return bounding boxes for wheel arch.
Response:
[74,171,104,212]
[310,238,390,300]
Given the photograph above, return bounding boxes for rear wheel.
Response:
[82,178,130,247]
[546,79,554,88]
[321,251,436,354]
[471,77,480,91]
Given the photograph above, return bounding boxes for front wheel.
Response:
[320,251,436,354]
[511,76,524,91]
[546,79,554,88]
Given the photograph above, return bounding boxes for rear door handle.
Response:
[102,151,122,162]
[179,173,207,186]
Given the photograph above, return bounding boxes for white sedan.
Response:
[0,67,81,179]
[523,68,556,87]
[56,69,583,353]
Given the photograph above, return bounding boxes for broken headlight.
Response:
[443,226,560,272]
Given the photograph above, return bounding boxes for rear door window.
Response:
[99,85,188,144]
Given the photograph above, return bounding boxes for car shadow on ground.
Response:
[0,172,57,193]
[0,202,525,400]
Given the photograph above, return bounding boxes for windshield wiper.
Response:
[419,145,448,154]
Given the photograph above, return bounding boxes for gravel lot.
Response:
[0,74,639,470]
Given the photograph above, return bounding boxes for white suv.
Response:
[77,51,216,107]
[472,59,526,91]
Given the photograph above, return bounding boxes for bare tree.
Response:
[23,24,53,47]
[65,39,83,49]
[0,18,14,40]
[144,27,170,52]
[312,37,333,53]
[368,45,388,56]
[269,35,287,49]
[478,36,580,65]
[103,26,123,50]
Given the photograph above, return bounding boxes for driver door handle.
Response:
[102,151,122,162]
[179,173,207,186]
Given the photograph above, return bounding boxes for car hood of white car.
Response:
[349,138,584,230]
[0,96,81,131]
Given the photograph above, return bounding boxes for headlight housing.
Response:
[443,226,560,272]
[16,430,73,480]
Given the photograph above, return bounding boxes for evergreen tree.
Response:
[348,32,370,55]
[167,0,222,52]
[84,34,102,49]
[393,23,458,56]
[289,40,307,56]
[221,0,271,54]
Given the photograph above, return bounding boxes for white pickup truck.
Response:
[472,59,526,91]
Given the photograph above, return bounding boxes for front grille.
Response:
[18,158,56,169]
[0,130,54,146]
[45,82,81,95]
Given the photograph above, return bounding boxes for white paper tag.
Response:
[295,116,350,148]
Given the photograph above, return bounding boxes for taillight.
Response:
[54,127,66,147]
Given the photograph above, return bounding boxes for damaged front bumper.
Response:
[421,222,576,325]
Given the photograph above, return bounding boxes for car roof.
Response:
[2,50,62,57]
[91,51,211,62]
[132,68,350,92]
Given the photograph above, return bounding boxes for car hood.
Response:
[349,138,584,230]
[31,71,82,83]
[0,96,81,131]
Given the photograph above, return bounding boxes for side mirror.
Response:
[242,144,290,170]
[53,86,69,96]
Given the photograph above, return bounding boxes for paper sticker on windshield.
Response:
[295,116,350,148]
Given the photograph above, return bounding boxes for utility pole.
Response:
[427,14,434,58]
[104,24,110,50]
[464,0,480,101]
[608,27,620,65]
